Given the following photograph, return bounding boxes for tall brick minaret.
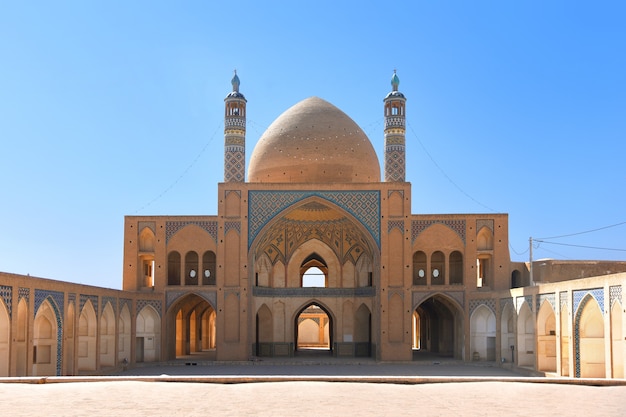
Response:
[224,71,247,182]
[383,70,407,182]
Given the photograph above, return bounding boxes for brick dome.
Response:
[248,97,380,183]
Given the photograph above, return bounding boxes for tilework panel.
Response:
[536,293,556,314]
[412,219,466,244]
[0,285,11,317]
[412,291,464,310]
[18,287,30,303]
[387,220,404,234]
[610,285,622,307]
[573,288,604,316]
[476,219,494,233]
[137,299,162,316]
[224,221,241,235]
[516,295,533,313]
[248,190,381,248]
[500,297,514,314]
[102,296,118,314]
[469,299,495,316]
[80,294,98,314]
[34,289,64,319]
[68,293,76,304]
[165,221,218,244]
[253,287,376,298]
[560,291,568,312]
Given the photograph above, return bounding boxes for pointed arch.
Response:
[33,299,61,376]
[118,304,131,364]
[99,302,116,368]
[575,294,605,378]
[500,301,516,363]
[287,239,340,288]
[294,301,334,355]
[136,305,161,363]
[78,299,97,371]
[516,301,535,367]
[15,298,28,376]
[65,302,75,375]
[537,300,557,372]
[413,293,463,359]
[611,300,623,378]
[470,304,496,361]
[256,304,273,356]
[354,303,372,357]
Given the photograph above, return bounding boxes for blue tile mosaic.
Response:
[0,285,12,317]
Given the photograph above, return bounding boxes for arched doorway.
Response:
[575,294,605,378]
[470,304,496,361]
[295,302,333,356]
[517,301,535,368]
[167,293,216,361]
[33,299,60,376]
[136,305,161,363]
[413,295,462,360]
[501,302,516,363]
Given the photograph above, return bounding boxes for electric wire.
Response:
[536,221,626,240]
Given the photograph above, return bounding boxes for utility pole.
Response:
[529,236,534,286]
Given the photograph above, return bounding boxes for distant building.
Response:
[2,72,625,378]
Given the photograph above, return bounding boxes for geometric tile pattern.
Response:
[34,289,64,320]
[166,221,218,244]
[224,147,245,183]
[248,190,381,248]
[610,285,622,307]
[412,219,466,244]
[0,285,11,317]
[476,219,494,233]
[500,297,513,314]
[18,287,30,303]
[560,291,569,312]
[224,221,241,235]
[80,294,99,315]
[137,299,162,317]
[469,298,495,316]
[388,220,404,234]
[34,289,64,376]
[120,298,132,314]
[536,293,556,314]
[573,288,604,317]
[102,296,118,314]
[385,145,405,182]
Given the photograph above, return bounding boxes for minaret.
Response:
[224,70,247,182]
[383,70,407,182]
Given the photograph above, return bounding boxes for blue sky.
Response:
[1,1,625,289]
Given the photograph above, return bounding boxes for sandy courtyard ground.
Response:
[1,379,625,416]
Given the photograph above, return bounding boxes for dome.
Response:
[248,97,380,183]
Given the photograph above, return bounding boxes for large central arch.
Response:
[413,294,463,360]
[165,293,216,361]
[294,301,334,356]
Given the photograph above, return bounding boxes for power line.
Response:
[534,239,626,252]
[407,121,497,213]
[536,221,626,240]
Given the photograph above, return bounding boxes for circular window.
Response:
[433,269,440,278]
[418,269,425,278]
[189,269,196,278]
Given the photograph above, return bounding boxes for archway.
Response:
[517,302,535,368]
[575,294,605,378]
[167,293,215,361]
[501,302,516,363]
[611,301,623,378]
[99,302,116,368]
[537,300,557,372]
[470,304,496,361]
[295,302,333,356]
[78,299,97,372]
[413,295,463,360]
[136,305,161,363]
[118,304,131,364]
[33,299,60,376]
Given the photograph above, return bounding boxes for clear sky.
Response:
[1,1,625,290]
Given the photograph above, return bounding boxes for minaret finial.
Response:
[231,69,240,92]
[391,69,400,92]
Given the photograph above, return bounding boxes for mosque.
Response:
[1,72,625,378]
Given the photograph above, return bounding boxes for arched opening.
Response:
[99,302,116,368]
[511,270,522,288]
[33,299,60,376]
[575,295,605,378]
[256,304,273,357]
[78,299,97,372]
[185,251,199,286]
[301,254,328,287]
[354,304,372,357]
[412,251,427,285]
[449,251,463,285]
[118,304,131,365]
[501,302,516,363]
[136,305,161,363]
[413,295,462,360]
[470,305,496,361]
[0,298,10,376]
[295,302,332,356]
[431,251,445,285]
[15,298,28,376]
[167,293,215,361]
[537,300,557,372]
[65,302,75,376]
[201,251,216,285]
[517,302,535,368]
[167,251,181,286]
